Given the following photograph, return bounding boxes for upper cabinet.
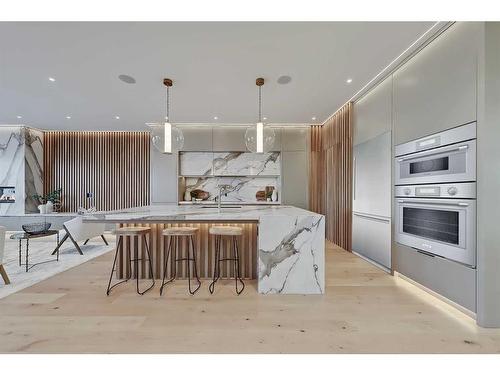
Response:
[181,126,213,151]
[354,76,392,146]
[393,22,481,144]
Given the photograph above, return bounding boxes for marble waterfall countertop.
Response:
[84,204,325,295]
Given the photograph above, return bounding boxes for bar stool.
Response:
[208,226,244,295]
[160,226,201,296]
[106,226,155,296]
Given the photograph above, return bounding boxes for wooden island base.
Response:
[115,222,258,280]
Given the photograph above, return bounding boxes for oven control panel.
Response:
[395,182,476,199]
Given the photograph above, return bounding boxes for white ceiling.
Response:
[0,22,434,130]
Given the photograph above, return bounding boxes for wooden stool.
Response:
[160,227,201,296]
[208,226,244,295]
[106,227,155,296]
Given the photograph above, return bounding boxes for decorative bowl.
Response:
[22,222,52,235]
[190,189,209,200]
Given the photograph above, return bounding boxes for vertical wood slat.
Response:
[116,223,258,280]
[43,131,150,212]
[308,103,353,251]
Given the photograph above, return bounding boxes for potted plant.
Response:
[33,188,62,213]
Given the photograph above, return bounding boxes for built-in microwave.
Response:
[395,122,476,185]
[395,183,476,267]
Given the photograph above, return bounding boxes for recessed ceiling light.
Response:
[263,117,267,120]
[118,74,136,84]
[277,75,292,85]
[66,116,71,119]
[312,116,317,121]
[48,77,56,82]
[16,115,22,119]
[213,116,218,120]
[346,78,353,84]
[115,116,120,120]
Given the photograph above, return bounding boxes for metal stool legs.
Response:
[209,235,245,295]
[106,235,155,296]
[160,235,201,296]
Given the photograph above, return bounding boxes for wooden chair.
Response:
[0,226,10,285]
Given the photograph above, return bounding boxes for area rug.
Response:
[0,232,114,299]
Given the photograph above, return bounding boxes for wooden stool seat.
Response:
[113,227,151,236]
[162,227,198,236]
[209,226,243,236]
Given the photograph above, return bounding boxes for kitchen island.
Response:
[84,205,325,294]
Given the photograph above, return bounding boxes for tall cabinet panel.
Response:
[393,22,481,144]
[352,77,392,270]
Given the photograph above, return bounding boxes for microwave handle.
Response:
[397,145,469,162]
[398,199,469,207]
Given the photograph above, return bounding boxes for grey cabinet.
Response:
[281,151,308,209]
[395,243,476,312]
[281,127,307,151]
[353,214,391,269]
[212,126,247,151]
[393,22,480,144]
[181,126,213,151]
[150,148,178,203]
[354,76,392,146]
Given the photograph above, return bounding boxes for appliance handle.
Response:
[353,212,391,223]
[353,157,356,200]
[398,199,469,207]
[397,144,468,162]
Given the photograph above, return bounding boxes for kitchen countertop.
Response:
[82,204,322,223]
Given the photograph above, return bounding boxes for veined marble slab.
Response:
[83,204,325,295]
[185,176,279,203]
[24,128,44,213]
[213,152,280,176]
[179,152,213,176]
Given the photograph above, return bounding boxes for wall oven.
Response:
[395,182,476,267]
[395,122,476,185]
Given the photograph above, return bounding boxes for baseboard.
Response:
[395,271,476,320]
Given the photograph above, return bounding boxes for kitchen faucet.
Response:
[217,184,233,213]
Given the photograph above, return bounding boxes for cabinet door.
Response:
[212,126,247,151]
[354,76,392,146]
[181,126,213,151]
[353,132,391,218]
[150,148,178,203]
[393,22,480,144]
[281,127,308,151]
[282,151,308,209]
[352,214,391,270]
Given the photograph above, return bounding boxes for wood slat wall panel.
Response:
[43,131,150,212]
[308,103,353,251]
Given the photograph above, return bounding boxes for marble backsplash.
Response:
[180,151,281,203]
[180,151,280,176]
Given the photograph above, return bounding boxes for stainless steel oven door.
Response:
[395,139,476,185]
[395,198,476,266]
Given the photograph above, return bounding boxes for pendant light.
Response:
[147,78,184,154]
[245,77,275,153]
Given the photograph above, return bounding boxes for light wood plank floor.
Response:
[0,241,499,353]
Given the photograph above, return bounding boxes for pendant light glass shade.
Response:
[244,123,275,153]
[147,78,183,154]
[148,122,184,154]
[246,77,275,153]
